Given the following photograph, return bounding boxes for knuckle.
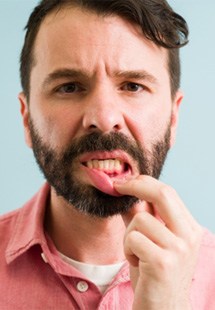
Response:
[133,211,147,224]
[174,239,188,255]
[137,175,148,182]
[158,184,176,201]
[186,234,197,247]
[124,230,138,246]
[132,212,151,230]
[186,228,203,249]
[156,252,175,272]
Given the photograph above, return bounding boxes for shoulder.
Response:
[0,182,50,230]
[0,208,23,259]
[195,228,215,280]
[201,228,215,250]
[190,228,215,308]
[0,208,22,234]
[0,183,50,253]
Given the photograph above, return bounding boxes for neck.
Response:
[45,189,126,265]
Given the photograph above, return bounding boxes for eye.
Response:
[122,82,144,92]
[56,82,84,94]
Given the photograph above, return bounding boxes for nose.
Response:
[82,85,125,134]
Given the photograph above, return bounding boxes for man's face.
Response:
[20,6,182,217]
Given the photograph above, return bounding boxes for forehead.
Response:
[32,6,168,81]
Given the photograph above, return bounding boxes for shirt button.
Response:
[76,281,89,292]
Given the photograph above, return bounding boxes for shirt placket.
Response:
[41,249,102,309]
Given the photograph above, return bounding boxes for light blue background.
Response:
[0,0,214,233]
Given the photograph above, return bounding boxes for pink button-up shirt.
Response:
[0,183,215,309]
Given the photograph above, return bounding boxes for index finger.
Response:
[114,175,197,235]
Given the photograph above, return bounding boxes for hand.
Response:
[114,175,203,310]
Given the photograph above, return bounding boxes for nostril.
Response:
[89,124,97,129]
[113,124,121,131]
[82,108,124,133]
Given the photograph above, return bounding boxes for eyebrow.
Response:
[42,68,158,89]
[114,70,158,84]
[42,69,90,89]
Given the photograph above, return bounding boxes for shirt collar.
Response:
[5,183,50,264]
[5,183,130,283]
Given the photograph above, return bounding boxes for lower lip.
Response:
[82,166,130,196]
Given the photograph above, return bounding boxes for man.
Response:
[1,0,215,309]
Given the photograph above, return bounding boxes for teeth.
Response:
[87,160,93,169]
[98,160,104,170]
[115,159,121,170]
[108,159,115,170]
[93,160,99,169]
[86,159,123,172]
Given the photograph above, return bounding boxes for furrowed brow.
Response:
[115,70,158,84]
[42,69,90,88]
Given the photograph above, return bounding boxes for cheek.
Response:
[30,107,81,149]
[48,117,81,149]
[126,105,171,148]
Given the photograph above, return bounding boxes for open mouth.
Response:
[82,158,131,177]
[78,151,136,196]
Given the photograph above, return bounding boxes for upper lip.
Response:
[79,150,138,174]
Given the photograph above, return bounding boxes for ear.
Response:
[18,92,33,148]
[170,90,183,147]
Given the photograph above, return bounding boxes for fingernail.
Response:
[114,178,127,185]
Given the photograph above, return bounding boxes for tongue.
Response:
[86,168,123,196]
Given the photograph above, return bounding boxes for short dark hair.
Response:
[20,0,189,100]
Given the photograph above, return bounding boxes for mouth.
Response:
[82,158,131,177]
[78,151,137,196]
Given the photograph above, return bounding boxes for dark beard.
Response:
[29,118,171,218]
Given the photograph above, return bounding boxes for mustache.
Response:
[62,131,145,164]
[29,114,147,172]
[29,115,170,182]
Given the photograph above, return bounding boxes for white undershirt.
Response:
[59,252,125,293]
